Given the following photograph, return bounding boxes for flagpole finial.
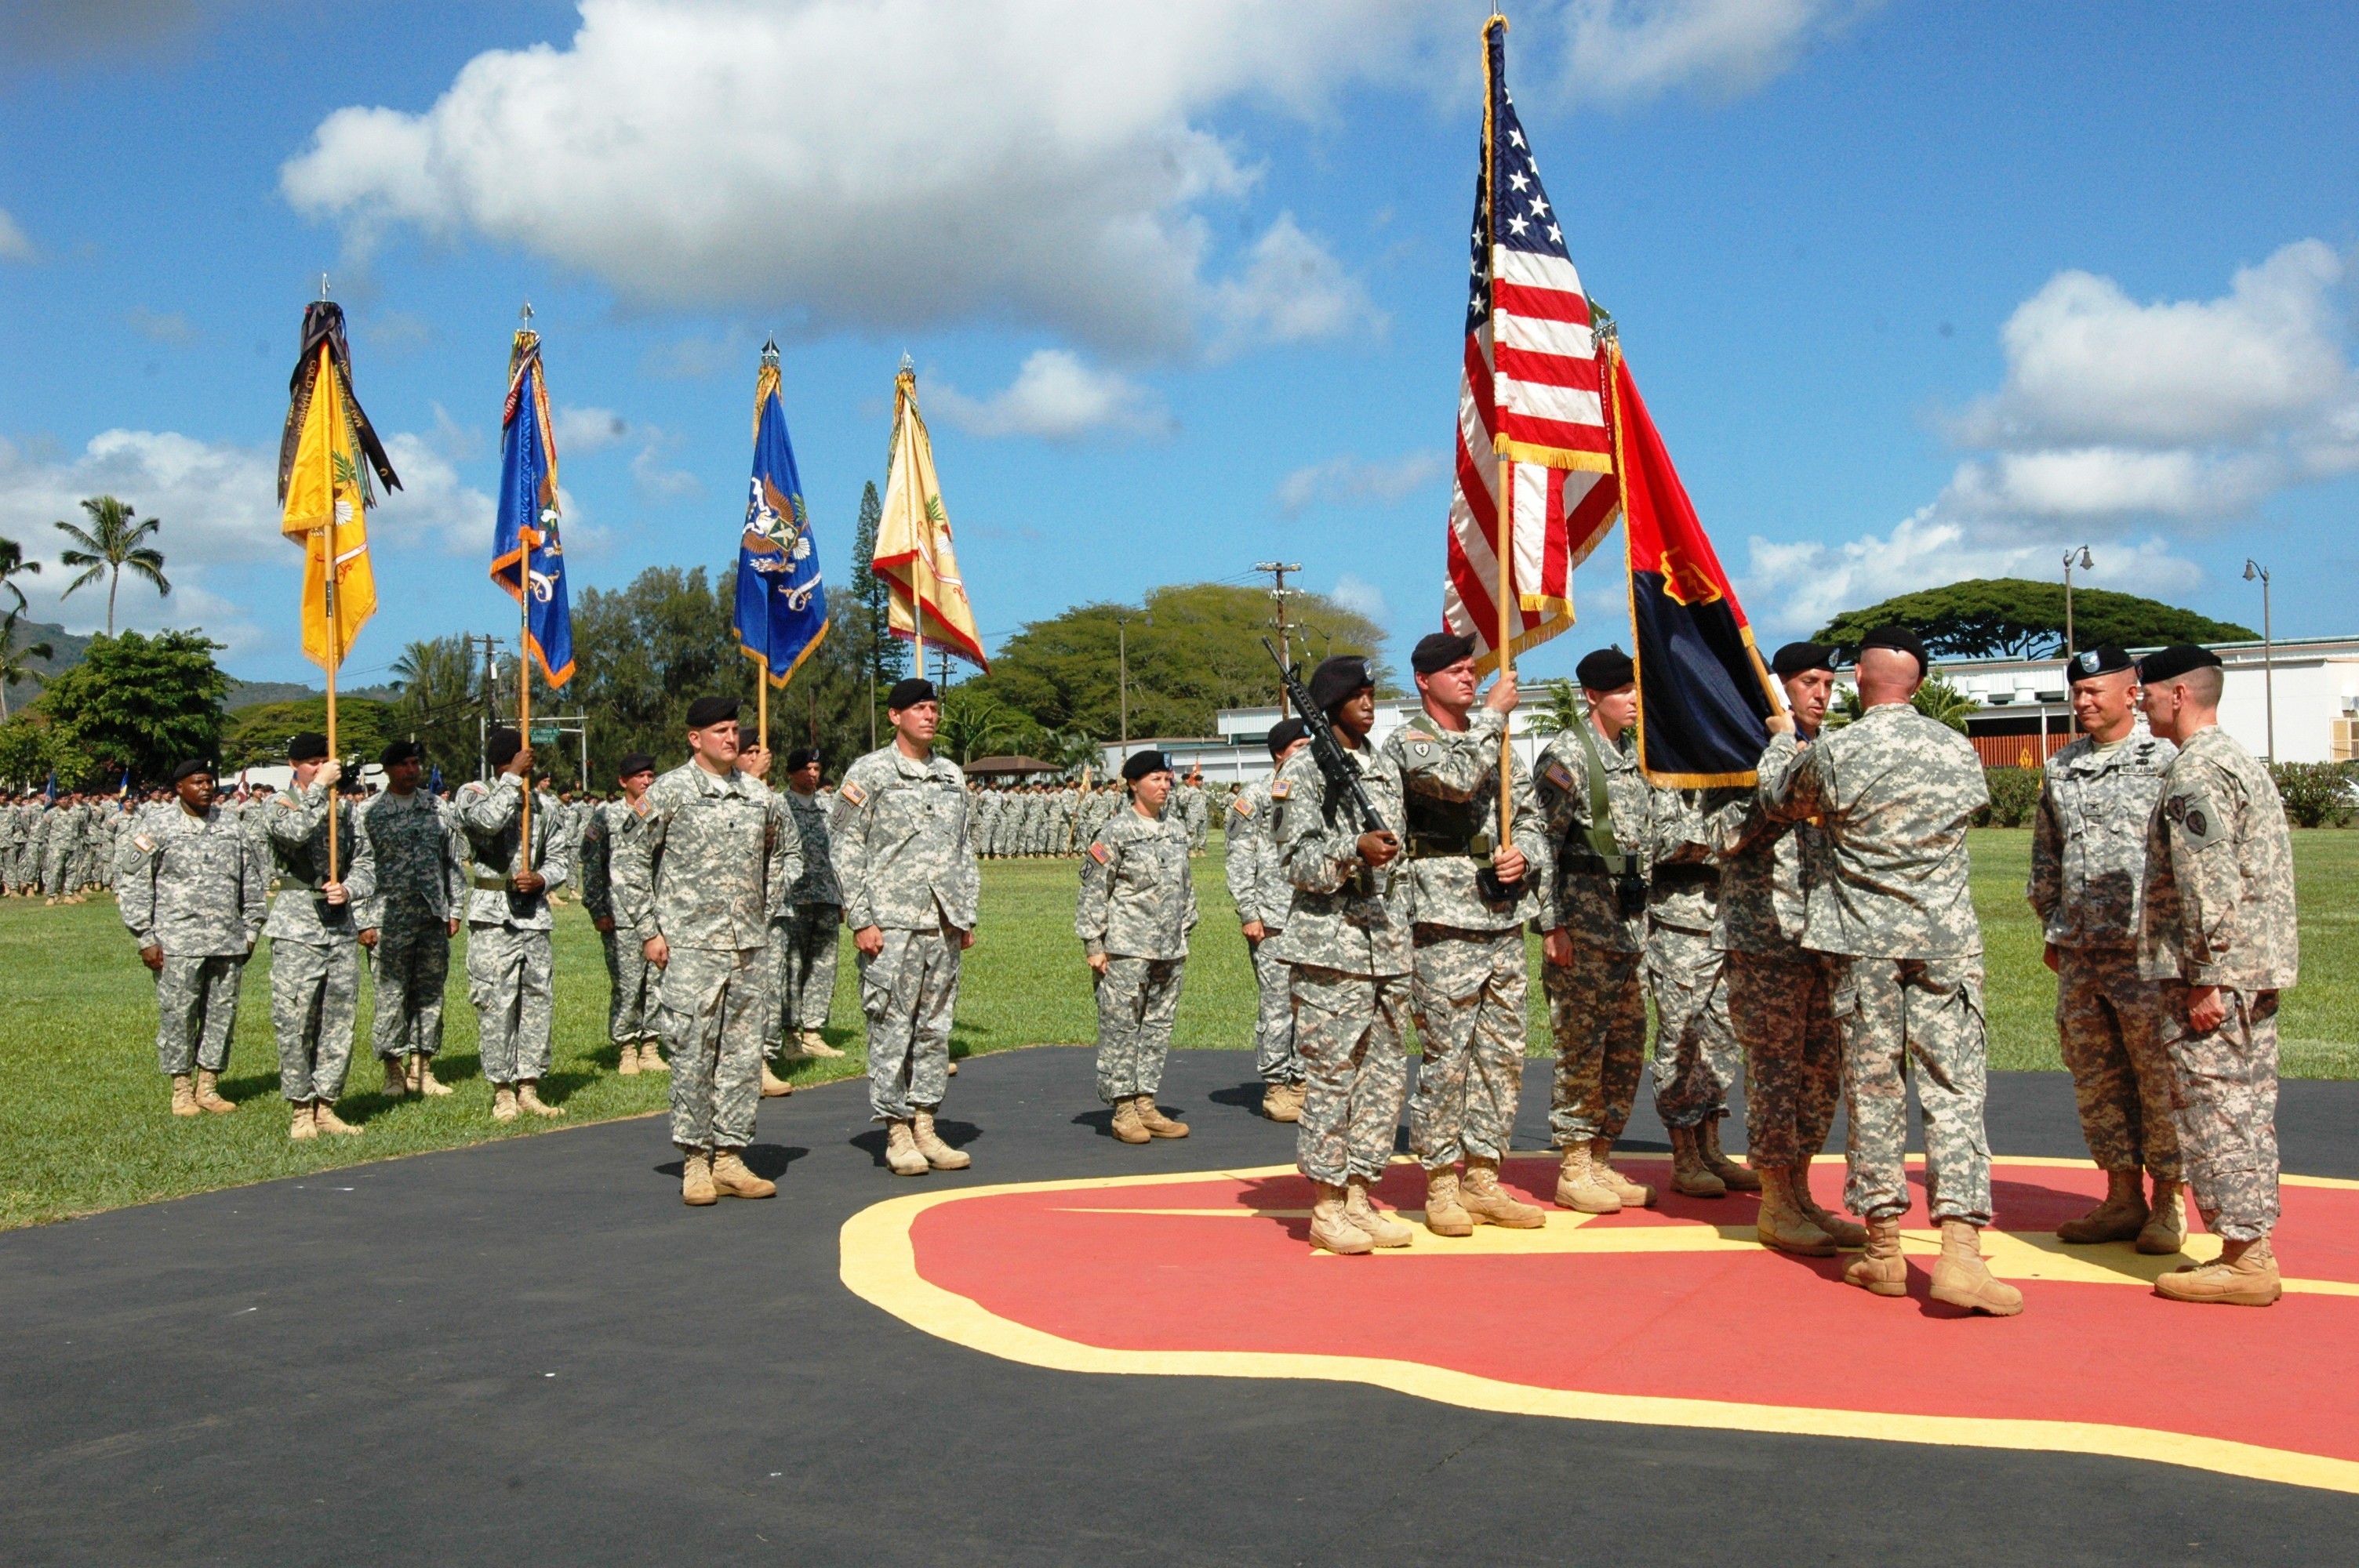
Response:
[761,334,780,368]
[320,273,330,299]
[899,350,914,375]
[519,301,534,323]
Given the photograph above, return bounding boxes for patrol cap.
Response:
[486,727,525,768]
[1770,641,1837,681]
[1121,750,1172,782]
[785,746,820,771]
[171,758,214,782]
[287,731,329,763]
[617,752,656,779]
[380,739,423,768]
[2135,643,2223,685]
[1411,630,1478,676]
[1265,717,1309,758]
[886,677,938,710]
[2066,644,2135,684]
[1857,623,1929,676]
[1307,655,1373,713]
[685,695,739,730]
[1576,646,1634,691]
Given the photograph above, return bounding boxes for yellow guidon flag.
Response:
[276,302,400,670]
[875,361,987,671]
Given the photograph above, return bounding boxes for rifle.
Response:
[1262,640,1396,890]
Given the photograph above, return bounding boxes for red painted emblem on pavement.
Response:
[842,1155,2359,1492]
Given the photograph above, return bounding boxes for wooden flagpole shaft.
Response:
[518,577,532,872]
[758,679,769,753]
[323,527,340,885]
[1494,455,1515,849]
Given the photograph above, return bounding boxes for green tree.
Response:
[0,535,38,619]
[0,713,60,787]
[936,687,1041,764]
[1525,677,1586,736]
[0,612,53,721]
[846,479,905,695]
[53,496,171,636]
[34,629,227,783]
[1827,672,1975,733]
[219,697,398,771]
[1812,577,2255,661]
[390,634,484,779]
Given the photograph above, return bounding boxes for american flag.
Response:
[1443,18,1619,673]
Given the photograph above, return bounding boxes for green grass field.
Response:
[4,829,2352,1230]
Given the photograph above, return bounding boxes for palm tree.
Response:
[0,535,38,618]
[1523,677,1587,736]
[1826,673,1975,733]
[53,496,169,635]
[0,611,53,721]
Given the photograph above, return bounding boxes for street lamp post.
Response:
[1112,602,1150,757]
[2244,558,2274,761]
[2062,545,2093,656]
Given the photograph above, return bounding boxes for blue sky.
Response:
[2,0,2356,688]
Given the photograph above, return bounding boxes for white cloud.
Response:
[932,350,1170,441]
[0,209,35,262]
[1329,572,1390,621]
[1277,450,1445,517]
[554,405,631,456]
[629,440,703,502]
[1561,0,1859,104]
[126,307,197,346]
[1208,212,1386,361]
[377,434,498,557]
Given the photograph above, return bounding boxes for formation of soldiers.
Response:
[971,773,1219,859]
[2,789,140,901]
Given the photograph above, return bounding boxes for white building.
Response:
[1107,699,1555,785]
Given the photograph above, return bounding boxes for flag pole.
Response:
[758,670,769,753]
[1485,13,1514,851]
[320,344,341,886]
[518,568,533,858]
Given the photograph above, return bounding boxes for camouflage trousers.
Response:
[1408,926,1527,1169]
[2159,981,2281,1241]
[860,920,962,1122]
[466,924,554,1086]
[1094,954,1187,1103]
[1290,964,1412,1187]
[658,945,769,1152]
[1728,948,1842,1170]
[155,953,246,1076]
[368,919,450,1061]
[1647,924,1739,1130]
[42,843,70,896]
[1831,955,1993,1225]
[772,904,841,1040]
[2055,946,2180,1178]
[271,939,360,1104]
[1543,939,1648,1147]
[598,927,660,1047]
[1247,934,1300,1083]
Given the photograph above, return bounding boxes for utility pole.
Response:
[2245,558,2274,761]
[472,633,506,781]
[1112,601,1150,757]
[2062,546,2093,657]
[1254,561,1303,715]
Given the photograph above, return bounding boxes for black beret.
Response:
[1265,717,1309,758]
[886,677,937,710]
[1307,655,1373,713]
[287,731,329,763]
[685,695,740,730]
[486,727,525,768]
[1858,623,1929,674]
[1576,646,1634,691]
[2136,643,2223,684]
[785,746,819,771]
[616,752,656,778]
[1121,750,1172,782]
[1770,641,1837,681]
[2066,644,2135,684]
[1411,630,1478,676]
[380,739,423,768]
[171,758,213,782]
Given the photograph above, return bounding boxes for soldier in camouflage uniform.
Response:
[1532,648,1656,1214]
[262,735,378,1140]
[580,753,667,1075]
[973,786,1001,859]
[1387,633,1548,1236]
[122,760,268,1117]
[2027,644,2183,1253]
[1172,769,1209,855]
[1078,750,1198,1142]
[357,740,467,1101]
[1648,779,1755,1198]
[1227,720,1309,1120]
[775,747,846,1059]
[1761,626,2021,1315]
[616,698,797,1206]
[1271,655,1415,1257]
[2135,645,2299,1306]
[456,729,572,1123]
[1710,644,1860,1254]
[834,678,980,1177]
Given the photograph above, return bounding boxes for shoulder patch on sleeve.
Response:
[1267,779,1290,800]
[2167,789,2226,849]
[1087,840,1110,864]
[133,833,155,853]
[837,779,867,807]
[1231,796,1254,818]
[1544,760,1576,792]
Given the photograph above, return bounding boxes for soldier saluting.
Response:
[1078,749,1198,1144]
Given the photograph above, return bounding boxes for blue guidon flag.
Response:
[492,327,575,686]
[1612,347,1781,786]
[734,338,827,687]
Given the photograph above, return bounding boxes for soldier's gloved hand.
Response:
[2187,984,2227,1033]
[1485,668,1519,714]
[1086,951,1109,975]
[140,943,164,972]
[643,934,670,968]
[358,927,378,949]
[594,915,615,934]
[1765,713,1795,736]
[322,880,348,906]
[1541,927,1575,967]
[1356,829,1401,869]
[854,924,885,956]
[1240,918,1267,942]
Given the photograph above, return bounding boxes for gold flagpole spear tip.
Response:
[761,334,780,368]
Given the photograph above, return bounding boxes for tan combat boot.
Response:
[194,1069,235,1114]
[1753,1167,1836,1257]
[885,1120,931,1176]
[1309,1183,1375,1255]
[1461,1159,1546,1229]
[381,1058,410,1099]
[639,1045,669,1074]
[1844,1215,1908,1297]
[170,1074,201,1117]
[2155,1235,2281,1306]
[1669,1125,1727,1198]
[1136,1097,1190,1139]
[681,1149,717,1206]
[517,1081,565,1118]
[912,1109,972,1170]
[1423,1169,1474,1237]
[1699,1120,1761,1191]
[312,1100,362,1136]
[711,1149,777,1199]
[1109,1098,1151,1145]
[2055,1169,2148,1244]
[492,1086,520,1123]
[2136,1178,2187,1256]
[1930,1220,2024,1316]
[1553,1142,1621,1214]
[1790,1167,1867,1247]
[760,1058,794,1098]
[1591,1139,1656,1207]
[1344,1177,1414,1247]
[416,1055,452,1095]
[617,1043,642,1076]
[289,1101,317,1141]
[1263,1081,1303,1123]
[799,1029,845,1059]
